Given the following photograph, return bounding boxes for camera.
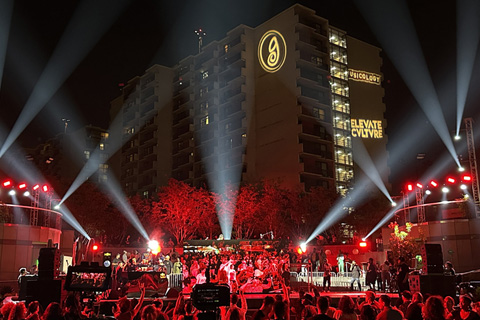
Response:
[191,283,230,311]
[64,264,112,292]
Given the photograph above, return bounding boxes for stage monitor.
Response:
[191,283,230,310]
[64,264,111,292]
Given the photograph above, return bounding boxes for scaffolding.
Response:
[465,118,480,217]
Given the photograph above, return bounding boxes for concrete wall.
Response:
[0,223,61,281]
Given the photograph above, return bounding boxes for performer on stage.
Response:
[323,262,332,292]
[350,261,362,291]
[337,251,345,275]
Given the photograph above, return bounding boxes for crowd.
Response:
[2,285,480,320]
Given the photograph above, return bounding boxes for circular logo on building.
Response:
[258,30,287,73]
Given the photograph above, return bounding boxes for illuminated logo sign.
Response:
[351,119,383,139]
[348,69,381,85]
[258,30,287,73]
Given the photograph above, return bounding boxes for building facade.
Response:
[112,4,389,196]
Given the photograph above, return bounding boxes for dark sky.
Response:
[0,0,479,192]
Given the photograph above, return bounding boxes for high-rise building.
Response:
[112,4,388,196]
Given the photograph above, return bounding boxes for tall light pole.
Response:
[195,28,206,53]
[464,118,480,216]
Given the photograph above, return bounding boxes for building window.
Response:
[99,143,105,151]
[202,71,209,79]
[200,102,209,114]
[199,87,208,97]
[84,151,90,159]
[312,107,325,121]
[201,116,209,127]
[101,132,109,139]
[224,44,229,53]
[143,190,149,198]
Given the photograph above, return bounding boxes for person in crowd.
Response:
[323,262,332,292]
[177,300,197,320]
[196,268,207,285]
[380,261,391,292]
[422,296,446,320]
[350,261,362,291]
[366,258,377,291]
[290,290,305,320]
[26,301,41,320]
[42,303,63,320]
[8,303,27,320]
[448,295,480,320]
[114,283,146,320]
[360,305,376,320]
[153,299,169,320]
[376,295,403,320]
[334,296,357,320]
[406,292,424,320]
[311,297,334,320]
[173,293,186,320]
[222,290,248,320]
[444,262,455,276]
[252,296,275,320]
[300,294,317,320]
[399,291,413,315]
[63,294,83,320]
[444,297,455,319]
[397,257,410,295]
[472,302,480,317]
[2,303,16,320]
[141,305,157,320]
[359,291,380,317]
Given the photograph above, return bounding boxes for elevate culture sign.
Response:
[348,69,381,85]
[351,119,383,139]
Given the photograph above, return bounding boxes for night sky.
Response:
[0,0,479,192]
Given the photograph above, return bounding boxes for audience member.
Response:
[376,295,403,320]
[334,296,357,320]
[422,296,445,320]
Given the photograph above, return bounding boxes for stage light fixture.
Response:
[359,241,368,248]
[407,183,413,191]
[430,180,438,187]
[391,201,397,207]
[463,175,472,182]
[18,183,27,189]
[148,240,160,255]
[92,244,99,252]
[3,180,12,187]
[447,177,456,184]
[300,242,307,253]
[442,187,450,193]
[54,205,60,210]
[23,191,30,197]
[460,184,467,190]
[416,183,423,189]
[425,190,432,195]
[459,167,465,172]
[8,190,15,196]
[454,135,461,141]
[42,185,49,192]
[33,184,40,191]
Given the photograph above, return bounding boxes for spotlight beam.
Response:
[352,138,393,203]
[0,0,13,90]
[456,0,480,136]
[0,0,129,158]
[354,0,461,168]
[306,177,376,244]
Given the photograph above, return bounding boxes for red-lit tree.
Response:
[151,179,214,244]
[233,184,260,239]
[257,181,291,238]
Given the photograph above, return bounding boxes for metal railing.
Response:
[290,271,366,288]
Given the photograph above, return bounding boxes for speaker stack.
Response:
[420,244,444,275]
[26,247,63,309]
[38,247,61,280]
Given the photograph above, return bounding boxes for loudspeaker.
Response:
[421,244,443,274]
[26,279,62,310]
[38,248,61,279]
[409,275,455,297]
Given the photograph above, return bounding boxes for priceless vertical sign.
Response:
[258,30,287,73]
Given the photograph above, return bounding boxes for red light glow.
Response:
[447,177,456,184]
[3,180,12,187]
[18,183,27,189]
[92,245,99,251]
[42,185,49,192]
[407,184,413,191]
[430,180,438,187]
[463,175,472,182]
[359,241,368,248]
[33,184,40,191]
[416,183,423,189]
